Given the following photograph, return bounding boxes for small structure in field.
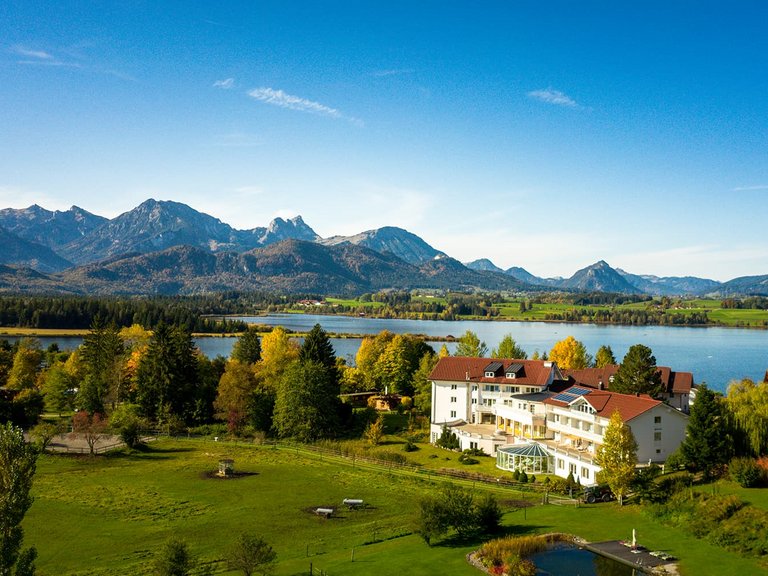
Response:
[218,459,235,477]
[343,498,364,509]
[315,507,334,519]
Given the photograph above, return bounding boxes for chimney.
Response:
[466,371,469,381]
[598,380,604,390]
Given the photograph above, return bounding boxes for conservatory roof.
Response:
[497,443,551,458]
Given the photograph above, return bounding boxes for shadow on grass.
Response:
[432,524,551,549]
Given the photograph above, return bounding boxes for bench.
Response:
[315,507,334,518]
[343,499,364,509]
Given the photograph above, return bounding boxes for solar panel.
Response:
[506,363,524,374]
[552,392,577,403]
[569,387,592,396]
[484,361,503,373]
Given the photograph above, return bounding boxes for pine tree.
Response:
[491,334,527,359]
[611,344,663,397]
[231,328,262,365]
[594,345,616,368]
[454,330,488,357]
[680,385,733,479]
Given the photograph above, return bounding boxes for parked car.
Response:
[584,484,614,503]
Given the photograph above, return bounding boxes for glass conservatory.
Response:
[496,442,553,474]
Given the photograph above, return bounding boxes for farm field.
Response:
[22,438,767,576]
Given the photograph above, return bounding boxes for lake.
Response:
[5,314,766,393]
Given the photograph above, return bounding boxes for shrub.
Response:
[375,450,408,465]
[459,452,479,465]
[435,424,460,451]
[729,457,763,488]
[402,440,418,452]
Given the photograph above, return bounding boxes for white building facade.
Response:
[429,357,689,485]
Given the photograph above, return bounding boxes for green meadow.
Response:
[22,438,768,575]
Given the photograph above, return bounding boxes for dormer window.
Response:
[484,362,504,378]
[505,363,524,379]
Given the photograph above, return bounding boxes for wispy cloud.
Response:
[731,185,768,192]
[371,68,414,77]
[247,87,362,125]
[527,87,578,108]
[213,78,235,89]
[11,45,52,59]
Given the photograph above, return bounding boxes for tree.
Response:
[491,334,527,359]
[272,360,341,442]
[30,421,59,452]
[594,345,616,368]
[153,538,194,576]
[109,404,147,449]
[679,385,733,479]
[454,330,488,357]
[6,340,43,391]
[412,353,438,415]
[611,344,663,397]
[726,378,768,457]
[40,364,74,416]
[595,411,637,505]
[226,534,277,576]
[214,361,259,435]
[259,327,299,382]
[364,414,384,446]
[134,324,199,423]
[415,485,497,545]
[79,318,125,413]
[231,329,262,365]
[549,336,590,369]
[72,411,109,455]
[0,422,38,576]
[299,324,336,370]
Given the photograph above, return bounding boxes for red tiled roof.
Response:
[429,357,555,387]
[562,365,693,395]
[544,385,660,422]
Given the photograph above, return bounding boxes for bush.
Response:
[729,457,763,488]
[458,453,479,465]
[402,441,418,452]
[375,450,408,465]
[435,425,460,451]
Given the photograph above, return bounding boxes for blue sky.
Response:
[1,1,766,281]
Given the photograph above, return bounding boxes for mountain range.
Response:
[0,199,764,296]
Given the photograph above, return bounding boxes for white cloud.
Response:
[213,78,235,89]
[371,68,414,77]
[527,88,578,108]
[11,45,52,59]
[247,87,362,125]
[731,185,768,192]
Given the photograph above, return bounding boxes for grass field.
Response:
[22,438,768,576]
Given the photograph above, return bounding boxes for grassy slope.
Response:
[23,439,768,575]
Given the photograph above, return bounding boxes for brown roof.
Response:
[429,357,555,387]
[562,365,693,395]
[544,385,661,422]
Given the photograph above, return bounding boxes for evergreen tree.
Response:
[272,360,341,442]
[611,344,663,397]
[231,328,262,365]
[454,330,488,357]
[79,318,125,413]
[595,411,638,505]
[412,353,438,415]
[491,334,527,359]
[680,385,733,479]
[299,324,336,370]
[594,345,616,368]
[135,323,199,423]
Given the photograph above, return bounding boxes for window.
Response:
[654,431,662,442]
[483,385,500,392]
[529,405,536,413]
[583,422,591,432]
[557,458,565,470]
[471,385,478,391]
[451,384,458,390]
[470,441,477,450]
[450,396,457,403]
[581,467,590,479]
[471,398,477,404]
[450,410,457,418]
[654,416,662,424]
[569,463,577,474]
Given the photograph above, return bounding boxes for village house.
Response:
[429,356,690,485]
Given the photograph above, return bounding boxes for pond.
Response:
[531,543,638,576]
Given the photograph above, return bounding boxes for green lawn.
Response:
[23,439,768,575]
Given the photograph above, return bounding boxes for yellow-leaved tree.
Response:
[549,336,591,369]
[595,410,638,505]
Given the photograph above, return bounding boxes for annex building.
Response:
[429,356,691,486]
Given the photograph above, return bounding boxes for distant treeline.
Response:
[0,294,281,332]
[721,297,768,310]
[542,308,709,326]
